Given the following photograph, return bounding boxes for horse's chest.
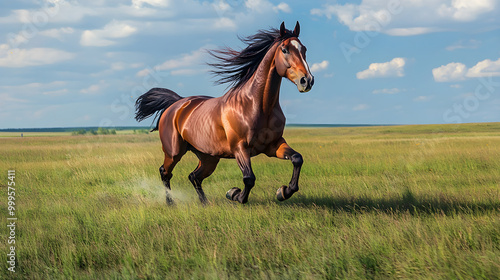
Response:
[248,114,285,153]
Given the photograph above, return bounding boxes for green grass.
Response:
[1,123,499,279]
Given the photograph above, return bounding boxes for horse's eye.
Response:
[282,48,288,54]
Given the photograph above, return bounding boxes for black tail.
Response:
[135,88,183,131]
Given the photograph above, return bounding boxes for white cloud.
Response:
[372,88,402,94]
[246,0,292,13]
[414,96,432,102]
[43,88,69,96]
[213,0,231,15]
[0,44,74,67]
[110,62,143,71]
[170,69,201,76]
[213,17,237,30]
[80,20,137,47]
[155,48,204,71]
[438,0,496,21]
[33,105,61,119]
[246,0,273,13]
[274,3,292,13]
[446,39,481,51]
[80,80,107,94]
[356,57,405,79]
[311,0,500,36]
[137,46,207,77]
[310,60,329,72]
[432,58,500,82]
[40,27,74,40]
[385,27,438,36]
[0,93,29,104]
[432,62,467,82]
[353,104,369,111]
[466,58,500,78]
[132,0,170,8]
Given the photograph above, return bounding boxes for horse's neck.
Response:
[241,43,282,114]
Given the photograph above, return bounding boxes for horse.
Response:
[135,21,314,204]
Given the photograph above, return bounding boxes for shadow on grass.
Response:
[275,190,500,215]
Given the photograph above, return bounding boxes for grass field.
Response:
[1,123,499,279]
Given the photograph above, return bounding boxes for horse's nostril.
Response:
[300,77,306,85]
[310,77,314,86]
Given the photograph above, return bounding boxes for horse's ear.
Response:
[280,22,286,37]
[293,21,300,37]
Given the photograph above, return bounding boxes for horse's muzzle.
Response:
[298,75,314,92]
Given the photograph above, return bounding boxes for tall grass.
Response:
[1,123,499,279]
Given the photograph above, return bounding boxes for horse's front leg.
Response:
[267,138,303,201]
[226,146,255,204]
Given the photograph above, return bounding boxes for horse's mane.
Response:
[208,27,296,90]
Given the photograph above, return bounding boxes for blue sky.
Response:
[1,0,499,129]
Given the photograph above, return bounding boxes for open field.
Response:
[1,123,499,279]
[0,129,146,138]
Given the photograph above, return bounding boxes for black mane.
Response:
[208,27,296,90]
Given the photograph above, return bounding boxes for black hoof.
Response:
[166,197,175,205]
[226,187,241,201]
[166,192,175,205]
[276,185,287,201]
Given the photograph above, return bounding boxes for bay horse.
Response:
[135,21,314,204]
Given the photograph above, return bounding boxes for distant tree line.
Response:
[133,129,149,134]
[72,127,117,136]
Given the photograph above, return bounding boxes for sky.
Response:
[0,0,499,129]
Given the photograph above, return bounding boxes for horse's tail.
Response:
[135,88,183,131]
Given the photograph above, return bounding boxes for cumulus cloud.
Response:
[274,3,292,13]
[432,62,467,82]
[356,57,405,79]
[438,0,496,21]
[432,58,500,82]
[311,0,500,36]
[466,58,500,77]
[80,20,137,47]
[0,44,74,67]
[310,60,329,72]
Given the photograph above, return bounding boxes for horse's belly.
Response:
[176,97,231,157]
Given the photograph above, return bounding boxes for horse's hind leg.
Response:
[188,151,220,204]
[160,146,187,205]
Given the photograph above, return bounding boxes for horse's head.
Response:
[275,22,314,93]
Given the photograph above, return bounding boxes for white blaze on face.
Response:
[290,39,311,76]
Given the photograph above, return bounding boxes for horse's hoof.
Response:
[166,197,175,205]
[226,187,241,201]
[276,185,287,201]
